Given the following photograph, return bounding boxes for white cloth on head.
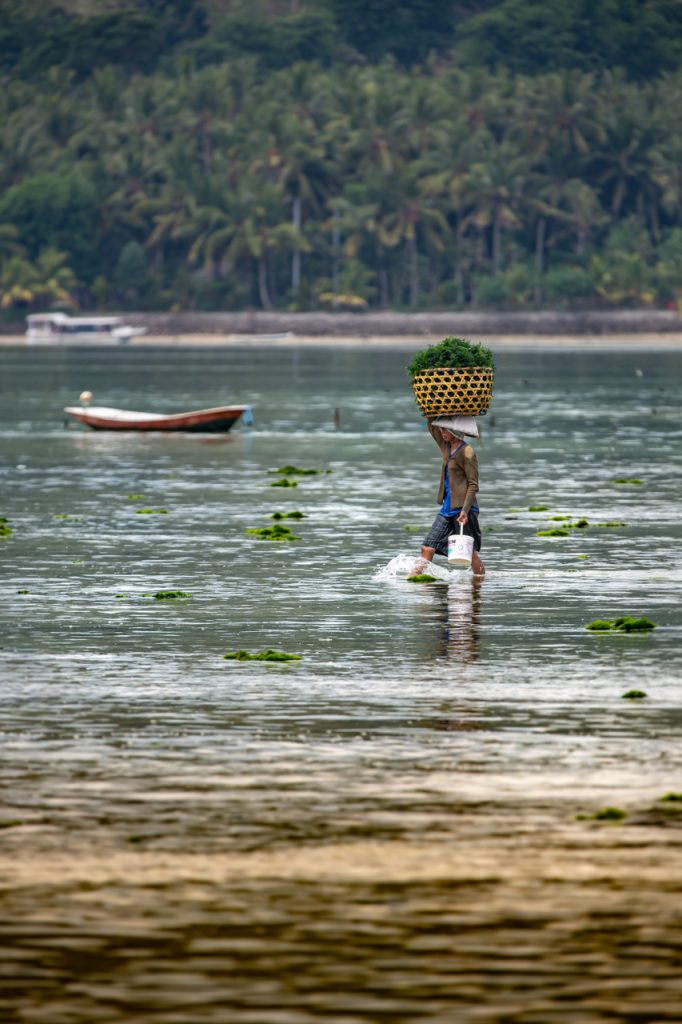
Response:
[432,415,479,438]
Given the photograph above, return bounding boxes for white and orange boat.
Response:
[64,396,251,433]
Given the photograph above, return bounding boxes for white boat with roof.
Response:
[26,313,146,345]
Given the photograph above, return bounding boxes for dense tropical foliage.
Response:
[2,0,682,314]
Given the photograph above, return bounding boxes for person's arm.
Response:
[426,418,448,455]
[457,445,479,523]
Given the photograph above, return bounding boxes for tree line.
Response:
[1,2,682,314]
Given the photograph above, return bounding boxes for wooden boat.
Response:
[28,313,146,345]
[64,403,251,432]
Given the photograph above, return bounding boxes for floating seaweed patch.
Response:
[151,590,191,600]
[659,792,682,802]
[272,465,320,476]
[592,807,627,821]
[136,508,168,514]
[569,518,590,529]
[528,504,549,512]
[53,514,82,521]
[586,617,656,632]
[0,517,13,537]
[403,524,421,532]
[577,554,588,559]
[622,689,647,699]
[272,511,305,520]
[407,574,439,583]
[614,478,643,485]
[595,521,627,528]
[246,524,300,541]
[223,649,303,662]
[550,515,571,521]
[17,589,29,594]
[127,494,145,500]
[270,479,298,488]
[537,528,570,537]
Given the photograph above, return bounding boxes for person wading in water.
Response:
[415,415,485,577]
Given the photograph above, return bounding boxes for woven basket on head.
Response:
[411,367,494,417]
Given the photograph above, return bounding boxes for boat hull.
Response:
[64,405,248,432]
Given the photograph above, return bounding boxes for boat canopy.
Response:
[27,313,124,328]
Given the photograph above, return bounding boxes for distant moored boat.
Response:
[64,402,251,433]
[27,312,147,344]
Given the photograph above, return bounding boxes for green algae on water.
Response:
[595,521,627,528]
[570,518,590,529]
[614,478,642,485]
[537,528,570,537]
[550,515,571,521]
[0,517,13,537]
[246,524,300,541]
[407,574,439,583]
[586,616,656,632]
[528,504,549,512]
[127,494,145,500]
[272,465,320,476]
[152,590,192,600]
[622,689,647,699]
[136,508,168,514]
[272,511,305,520]
[223,649,303,662]
[593,807,627,821]
[17,589,29,594]
[659,792,682,802]
[270,479,298,488]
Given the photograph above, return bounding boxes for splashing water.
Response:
[374,552,462,582]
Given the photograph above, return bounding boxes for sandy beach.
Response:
[4,330,682,349]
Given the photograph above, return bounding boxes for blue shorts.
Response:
[423,512,482,556]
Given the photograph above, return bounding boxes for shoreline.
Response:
[3,331,682,349]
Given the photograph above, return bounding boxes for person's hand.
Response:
[457,510,468,526]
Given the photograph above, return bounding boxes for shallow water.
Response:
[1,343,681,1022]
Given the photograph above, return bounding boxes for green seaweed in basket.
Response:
[407,337,495,377]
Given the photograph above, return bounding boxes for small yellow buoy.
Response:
[79,390,93,406]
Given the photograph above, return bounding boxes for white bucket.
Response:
[448,524,474,568]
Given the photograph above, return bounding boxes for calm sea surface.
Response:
[1,343,681,1023]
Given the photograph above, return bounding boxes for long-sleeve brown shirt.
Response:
[428,422,480,514]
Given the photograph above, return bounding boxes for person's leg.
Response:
[471,550,485,576]
[420,545,435,562]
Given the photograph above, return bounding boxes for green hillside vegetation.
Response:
[2,0,682,315]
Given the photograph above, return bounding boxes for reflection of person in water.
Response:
[415,415,485,577]
[439,576,483,662]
